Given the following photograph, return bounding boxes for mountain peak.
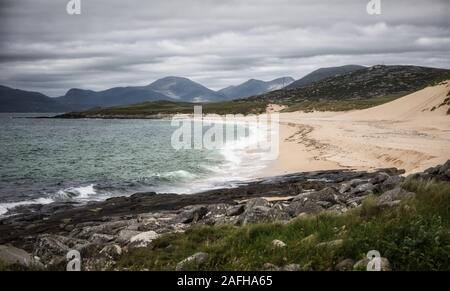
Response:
[219,76,294,99]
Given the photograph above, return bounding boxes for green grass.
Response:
[281,94,405,113]
[115,179,450,271]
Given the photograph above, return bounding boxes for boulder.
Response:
[351,183,375,196]
[310,187,339,203]
[286,200,323,217]
[239,206,272,225]
[339,183,352,194]
[245,198,270,209]
[33,234,89,264]
[177,206,208,224]
[89,233,115,244]
[117,229,141,244]
[176,252,209,271]
[377,187,415,207]
[128,231,160,248]
[226,204,245,217]
[379,175,403,192]
[0,245,44,269]
[99,244,122,260]
[369,172,390,184]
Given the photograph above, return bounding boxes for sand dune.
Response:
[262,80,450,176]
[344,80,450,120]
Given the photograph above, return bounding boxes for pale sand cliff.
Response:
[263,80,450,176]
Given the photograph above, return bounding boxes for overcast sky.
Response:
[0,0,449,96]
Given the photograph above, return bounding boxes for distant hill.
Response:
[0,85,68,112]
[219,77,294,99]
[248,65,450,102]
[148,76,224,102]
[58,86,172,111]
[288,65,366,89]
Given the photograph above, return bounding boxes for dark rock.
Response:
[177,206,208,224]
[245,198,270,209]
[369,172,390,184]
[239,206,272,225]
[351,183,375,196]
[286,200,324,217]
[377,187,415,207]
[380,176,403,192]
[310,187,339,203]
[226,205,245,217]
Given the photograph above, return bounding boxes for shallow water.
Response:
[0,113,268,215]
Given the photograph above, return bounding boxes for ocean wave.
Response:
[54,184,98,201]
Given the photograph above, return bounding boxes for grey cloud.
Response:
[0,0,449,96]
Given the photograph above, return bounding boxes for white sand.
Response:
[262,80,450,176]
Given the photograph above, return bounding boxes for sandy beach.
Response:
[263,80,450,176]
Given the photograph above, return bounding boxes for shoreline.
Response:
[0,161,448,270]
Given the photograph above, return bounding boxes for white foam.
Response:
[0,197,54,216]
[55,184,97,201]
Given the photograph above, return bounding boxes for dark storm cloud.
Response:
[0,0,449,96]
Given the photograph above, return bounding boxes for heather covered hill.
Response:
[248,65,450,102]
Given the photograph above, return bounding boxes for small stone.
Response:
[176,252,209,271]
[281,264,301,271]
[316,239,344,249]
[263,262,280,271]
[335,259,355,271]
[271,239,287,248]
[99,244,122,260]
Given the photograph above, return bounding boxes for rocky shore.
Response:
[0,161,449,270]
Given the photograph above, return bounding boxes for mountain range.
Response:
[218,77,295,99]
[0,76,295,112]
[2,65,450,112]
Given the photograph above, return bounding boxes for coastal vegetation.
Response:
[114,178,450,271]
